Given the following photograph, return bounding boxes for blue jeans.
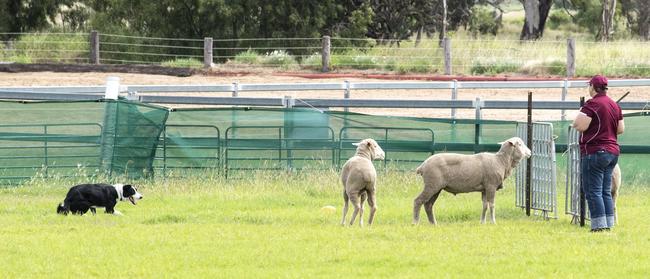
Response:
[581,150,618,230]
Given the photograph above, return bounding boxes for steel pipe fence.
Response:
[566,127,586,223]
[516,122,558,219]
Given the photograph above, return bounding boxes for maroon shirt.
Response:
[579,93,623,156]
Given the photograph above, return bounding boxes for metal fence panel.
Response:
[516,122,557,219]
[565,127,586,222]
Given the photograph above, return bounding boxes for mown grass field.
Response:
[1,172,649,278]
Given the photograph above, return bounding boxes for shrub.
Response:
[468,6,502,37]
[300,53,322,70]
[520,59,566,76]
[160,58,203,68]
[470,58,520,75]
[547,10,572,30]
[260,50,298,69]
[233,49,260,64]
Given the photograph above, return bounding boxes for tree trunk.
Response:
[415,25,423,47]
[438,0,447,47]
[599,0,617,41]
[520,0,553,40]
[639,2,650,40]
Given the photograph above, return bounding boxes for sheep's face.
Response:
[499,137,532,162]
[353,138,385,160]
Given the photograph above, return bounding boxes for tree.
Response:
[621,0,650,40]
[599,0,616,41]
[520,0,554,40]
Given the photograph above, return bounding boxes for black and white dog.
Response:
[56,183,143,216]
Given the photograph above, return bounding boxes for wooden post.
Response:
[579,96,586,227]
[90,30,99,65]
[321,36,331,72]
[567,38,575,78]
[443,37,452,75]
[526,92,533,216]
[204,37,213,68]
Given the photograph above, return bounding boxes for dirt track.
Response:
[1,71,647,121]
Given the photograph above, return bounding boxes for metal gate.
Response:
[515,122,557,219]
[566,127,587,223]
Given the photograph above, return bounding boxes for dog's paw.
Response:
[112,210,124,216]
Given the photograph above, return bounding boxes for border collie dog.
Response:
[57,183,143,216]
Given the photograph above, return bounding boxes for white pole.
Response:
[104,76,120,100]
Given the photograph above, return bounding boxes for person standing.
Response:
[572,75,625,232]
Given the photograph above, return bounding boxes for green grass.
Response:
[1,172,649,278]
[160,58,203,68]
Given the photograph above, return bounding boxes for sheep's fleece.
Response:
[413,137,531,225]
[340,138,385,226]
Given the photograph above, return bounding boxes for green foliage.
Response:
[260,50,298,69]
[0,33,88,63]
[160,58,203,68]
[520,59,566,76]
[468,5,502,36]
[300,53,322,69]
[470,58,521,75]
[547,9,572,30]
[233,49,261,64]
[331,50,379,70]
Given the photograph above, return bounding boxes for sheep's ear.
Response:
[352,142,360,146]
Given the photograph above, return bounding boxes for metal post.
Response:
[204,37,213,68]
[343,80,351,140]
[526,92,533,216]
[579,96,586,227]
[104,76,120,100]
[322,35,331,72]
[561,79,569,121]
[451,79,458,120]
[567,38,576,78]
[44,125,48,178]
[90,30,100,64]
[474,97,481,153]
[443,37,452,75]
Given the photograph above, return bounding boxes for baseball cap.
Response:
[589,75,608,89]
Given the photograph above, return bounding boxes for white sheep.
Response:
[340,138,385,226]
[413,137,531,225]
[611,163,621,224]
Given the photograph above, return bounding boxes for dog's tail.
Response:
[57,202,69,215]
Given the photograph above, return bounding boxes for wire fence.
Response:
[1,32,650,75]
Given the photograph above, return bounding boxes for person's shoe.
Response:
[590,228,611,232]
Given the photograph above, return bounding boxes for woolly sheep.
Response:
[612,163,621,224]
[340,138,385,226]
[413,137,531,225]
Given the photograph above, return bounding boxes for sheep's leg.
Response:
[481,191,488,224]
[612,192,618,225]
[413,187,436,225]
[348,192,362,226]
[486,190,497,224]
[424,191,441,225]
[367,190,377,225]
[341,191,350,226]
[358,192,367,226]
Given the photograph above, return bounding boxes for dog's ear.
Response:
[122,184,136,197]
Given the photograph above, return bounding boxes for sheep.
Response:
[340,138,385,226]
[611,163,621,224]
[412,137,531,225]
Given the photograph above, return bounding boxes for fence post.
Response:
[567,38,575,78]
[473,97,482,153]
[90,30,100,65]
[443,37,452,75]
[322,35,331,72]
[451,79,458,120]
[204,37,213,68]
[526,92,533,217]
[561,78,569,121]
